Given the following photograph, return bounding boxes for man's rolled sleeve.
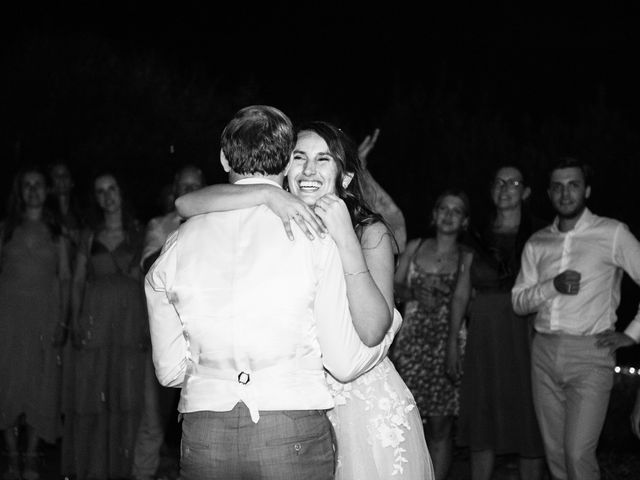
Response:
[512,241,559,315]
[314,243,395,382]
[145,231,188,387]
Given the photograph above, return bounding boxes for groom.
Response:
[145,105,399,480]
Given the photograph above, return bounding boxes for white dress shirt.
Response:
[145,178,399,422]
[512,208,640,341]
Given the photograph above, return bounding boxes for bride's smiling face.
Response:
[287,130,340,206]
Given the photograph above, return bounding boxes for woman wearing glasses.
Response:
[457,165,546,480]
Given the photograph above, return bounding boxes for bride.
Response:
[176,121,434,479]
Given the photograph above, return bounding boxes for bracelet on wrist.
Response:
[344,268,369,277]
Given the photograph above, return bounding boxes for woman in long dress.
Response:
[391,190,473,480]
[457,165,545,480]
[62,172,148,480]
[176,121,434,479]
[0,167,70,480]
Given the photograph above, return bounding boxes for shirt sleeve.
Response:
[511,240,559,315]
[612,224,640,343]
[313,242,398,383]
[145,230,188,387]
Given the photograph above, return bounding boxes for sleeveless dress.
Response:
[327,309,434,479]
[62,230,148,480]
[391,248,467,419]
[457,231,544,456]
[0,223,64,443]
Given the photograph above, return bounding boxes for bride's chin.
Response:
[293,192,318,205]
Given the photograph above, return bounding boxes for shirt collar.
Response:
[551,207,594,233]
[234,177,283,189]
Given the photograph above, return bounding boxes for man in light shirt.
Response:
[141,165,206,274]
[132,165,205,480]
[512,157,640,480]
[145,105,398,480]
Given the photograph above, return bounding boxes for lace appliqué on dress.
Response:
[327,359,418,476]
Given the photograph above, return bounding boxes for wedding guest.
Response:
[131,164,205,480]
[62,172,147,480]
[392,189,472,480]
[0,167,70,480]
[357,129,407,253]
[512,157,640,479]
[458,165,545,480]
[140,165,205,273]
[47,161,84,255]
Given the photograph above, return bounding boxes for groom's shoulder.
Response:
[174,206,292,242]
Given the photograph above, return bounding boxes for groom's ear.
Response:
[220,150,231,173]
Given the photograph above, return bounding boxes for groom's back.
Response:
[173,205,329,350]
[166,203,338,413]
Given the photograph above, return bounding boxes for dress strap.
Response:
[405,238,427,288]
[408,238,426,266]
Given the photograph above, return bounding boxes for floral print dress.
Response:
[326,309,434,480]
[391,260,467,419]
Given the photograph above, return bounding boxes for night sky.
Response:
[2,2,640,233]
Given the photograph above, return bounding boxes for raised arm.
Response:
[356,128,407,253]
[357,128,380,169]
[314,194,394,346]
[175,183,325,240]
[361,169,407,254]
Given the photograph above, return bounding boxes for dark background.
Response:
[2,2,640,361]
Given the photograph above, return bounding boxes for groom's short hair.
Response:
[221,105,295,176]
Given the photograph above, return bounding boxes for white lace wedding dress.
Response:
[326,312,434,479]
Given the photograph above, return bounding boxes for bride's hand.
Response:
[265,188,327,241]
[313,194,357,247]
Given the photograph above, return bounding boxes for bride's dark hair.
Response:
[295,121,386,237]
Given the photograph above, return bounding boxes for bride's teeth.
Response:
[300,181,321,189]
